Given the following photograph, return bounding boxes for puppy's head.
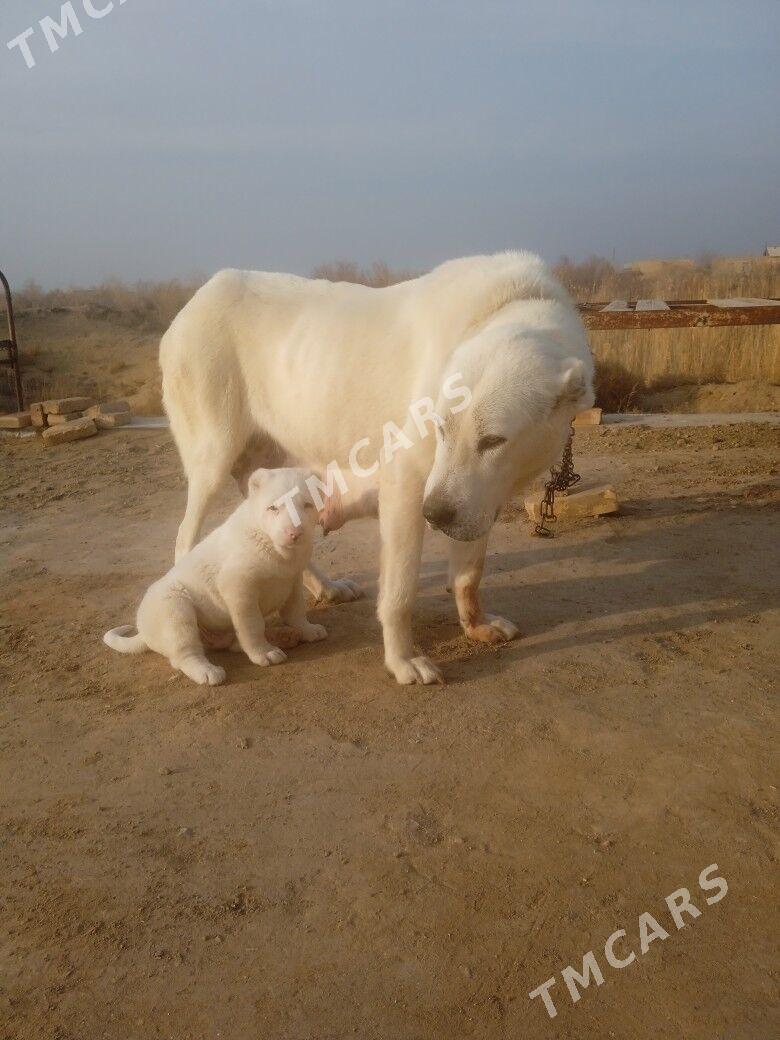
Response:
[423,328,594,541]
[247,467,319,555]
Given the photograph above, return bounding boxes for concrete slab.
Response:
[603,412,780,428]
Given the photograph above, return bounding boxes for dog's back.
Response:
[160,253,585,560]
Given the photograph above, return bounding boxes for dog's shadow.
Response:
[465,498,776,683]
[215,492,777,687]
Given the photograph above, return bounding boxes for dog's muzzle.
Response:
[422,495,456,531]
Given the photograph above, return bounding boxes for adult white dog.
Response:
[160,251,594,685]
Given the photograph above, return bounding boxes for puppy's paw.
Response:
[184,661,226,686]
[299,623,327,642]
[386,654,444,686]
[250,646,287,667]
[317,577,364,604]
[465,614,520,645]
[205,664,227,685]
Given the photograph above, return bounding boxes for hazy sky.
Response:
[3,0,779,287]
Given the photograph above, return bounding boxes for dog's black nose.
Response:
[423,497,456,529]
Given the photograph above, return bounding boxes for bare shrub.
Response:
[311,260,418,287]
[554,253,779,303]
[593,359,641,412]
[553,256,647,302]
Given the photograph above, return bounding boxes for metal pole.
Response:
[0,269,24,412]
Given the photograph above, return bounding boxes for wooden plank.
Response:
[635,299,670,311]
[581,302,780,331]
[601,300,630,312]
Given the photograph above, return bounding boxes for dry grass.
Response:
[554,253,779,303]
[16,278,202,334]
[4,255,778,415]
[553,255,780,409]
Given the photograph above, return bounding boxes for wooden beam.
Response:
[580,301,780,330]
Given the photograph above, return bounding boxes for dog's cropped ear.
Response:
[315,473,343,535]
[554,358,593,410]
[247,468,270,495]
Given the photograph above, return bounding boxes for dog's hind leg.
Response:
[303,472,377,603]
[448,535,519,644]
[147,594,226,686]
[175,451,235,561]
[303,563,364,604]
[163,333,253,560]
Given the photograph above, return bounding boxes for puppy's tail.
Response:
[103,625,148,655]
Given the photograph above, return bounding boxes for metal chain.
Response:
[532,425,580,537]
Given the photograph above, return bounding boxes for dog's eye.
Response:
[267,504,279,513]
[477,435,507,454]
[303,502,315,510]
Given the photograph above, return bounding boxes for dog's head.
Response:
[423,326,594,541]
[247,466,320,554]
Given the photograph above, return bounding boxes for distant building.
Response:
[764,245,780,258]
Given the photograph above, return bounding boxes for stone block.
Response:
[85,400,131,418]
[43,396,95,415]
[94,411,132,429]
[573,407,603,427]
[525,483,619,523]
[47,412,82,425]
[0,412,31,430]
[29,402,47,428]
[42,417,98,445]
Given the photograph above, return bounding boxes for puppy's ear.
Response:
[555,358,594,410]
[247,468,269,495]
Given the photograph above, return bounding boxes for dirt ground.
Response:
[1,422,778,1040]
[4,309,163,418]
[638,380,780,414]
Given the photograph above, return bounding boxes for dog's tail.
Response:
[103,625,148,655]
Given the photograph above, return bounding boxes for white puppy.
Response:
[103,467,326,685]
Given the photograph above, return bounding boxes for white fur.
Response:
[160,251,594,685]
[104,467,326,685]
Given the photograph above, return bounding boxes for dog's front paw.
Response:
[386,654,444,686]
[250,646,287,667]
[318,577,364,604]
[299,623,327,642]
[464,614,520,645]
[185,662,227,686]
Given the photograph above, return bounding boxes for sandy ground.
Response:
[1,422,778,1040]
